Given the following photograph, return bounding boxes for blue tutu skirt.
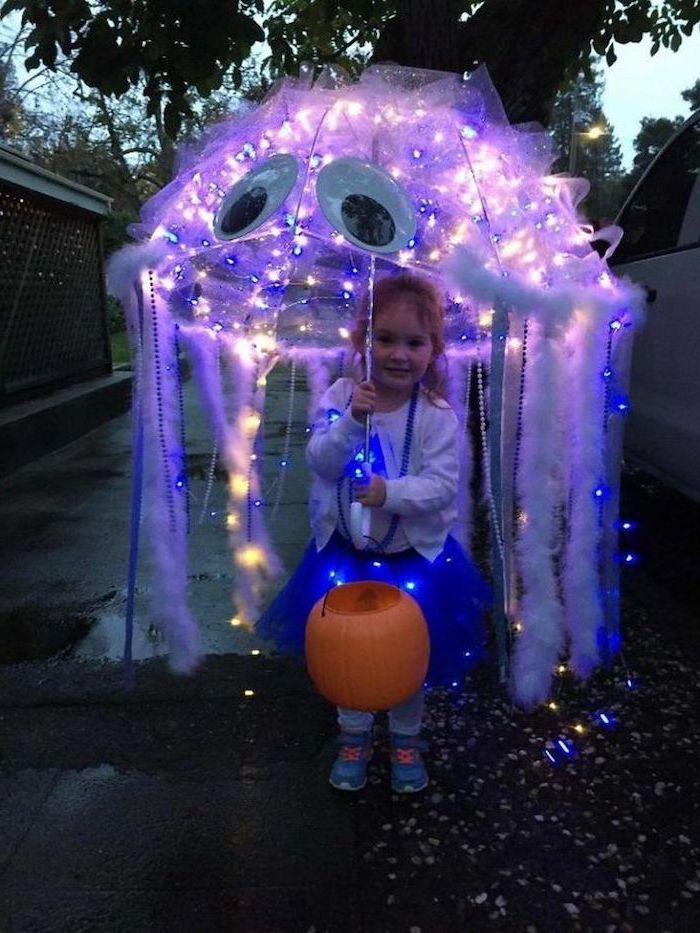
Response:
[256,531,491,688]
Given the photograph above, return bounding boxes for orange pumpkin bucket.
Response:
[305,581,430,711]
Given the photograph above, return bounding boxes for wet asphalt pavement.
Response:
[0,365,699,932]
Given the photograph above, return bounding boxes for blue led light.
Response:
[412,148,423,159]
[609,319,622,331]
[225,255,236,265]
[164,230,179,243]
[329,570,336,579]
[254,499,262,507]
[342,291,351,300]
[407,237,416,248]
[405,581,416,591]
[544,737,577,766]
[250,274,259,284]
[201,238,211,247]
[327,408,341,423]
[372,561,382,568]
[602,367,613,378]
[280,459,288,468]
[293,245,303,256]
[595,710,617,729]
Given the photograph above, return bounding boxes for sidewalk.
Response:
[1,365,699,932]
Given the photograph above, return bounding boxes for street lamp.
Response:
[582,125,607,223]
[569,122,607,173]
[584,124,606,141]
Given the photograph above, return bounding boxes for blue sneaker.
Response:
[390,733,429,793]
[329,732,372,791]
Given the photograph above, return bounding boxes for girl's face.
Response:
[371,298,434,403]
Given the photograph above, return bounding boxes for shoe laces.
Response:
[393,746,420,765]
[339,744,365,762]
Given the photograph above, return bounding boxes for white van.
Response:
[610,111,700,502]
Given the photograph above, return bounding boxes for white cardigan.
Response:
[306,377,459,561]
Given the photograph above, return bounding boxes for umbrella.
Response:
[109,62,643,705]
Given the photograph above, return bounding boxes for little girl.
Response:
[257,272,490,793]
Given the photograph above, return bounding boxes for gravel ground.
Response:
[348,593,699,931]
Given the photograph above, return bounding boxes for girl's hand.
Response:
[354,473,386,508]
[350,380,376,422]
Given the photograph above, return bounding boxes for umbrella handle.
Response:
[349,461,371,550]
[349,500,371,550]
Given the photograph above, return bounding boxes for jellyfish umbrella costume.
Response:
[108,63,643,708]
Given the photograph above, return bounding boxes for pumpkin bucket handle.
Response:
[320,557,403,616]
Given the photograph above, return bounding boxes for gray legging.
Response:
[337,688,424,737]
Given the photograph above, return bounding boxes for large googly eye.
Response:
[316,157,416,254]
[213,153,299,240]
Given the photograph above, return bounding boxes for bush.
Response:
[107,295,126,333]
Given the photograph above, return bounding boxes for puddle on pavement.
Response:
[0,606,95,663]
[1,588,272,665]
[74,603,267,662]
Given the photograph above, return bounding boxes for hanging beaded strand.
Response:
[173,323,191,534]
[511,319,529,509]
[338,383,419,553]
[475,339,505,566]
[271,357,297,520]
[148,270,177,534]
[198,337,222,525]
[462,356,473,440]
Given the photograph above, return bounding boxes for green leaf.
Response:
[24,48,41,70]
[0,0,25,15]
[592,33,608,56]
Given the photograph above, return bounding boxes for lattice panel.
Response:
[0,180,109,403]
